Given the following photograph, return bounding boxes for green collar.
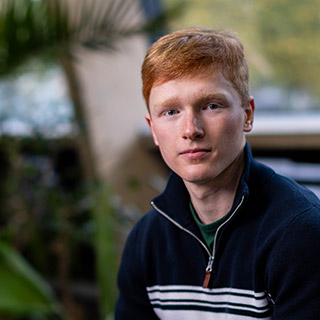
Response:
[189,201,231,252]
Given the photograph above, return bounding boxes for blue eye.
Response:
[207,104,220,110]
[166,110,177,116]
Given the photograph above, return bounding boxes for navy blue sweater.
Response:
[116,145,320,319]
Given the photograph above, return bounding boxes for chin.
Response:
[180,169,217,185]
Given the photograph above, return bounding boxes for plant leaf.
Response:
[92,184,118,318]
[0,242,62,317]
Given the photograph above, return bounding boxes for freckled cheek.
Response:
[154,125,172,141]
[227,111,244,129]
[153,126,177,153]
[155,127,180,162]
[217,115,244,144]
[225,118,240,133]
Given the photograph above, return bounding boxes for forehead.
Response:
[149,71,241,109]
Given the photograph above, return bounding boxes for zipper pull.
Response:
[203,256,214,288]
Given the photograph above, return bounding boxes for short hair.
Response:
[141,27,250,109]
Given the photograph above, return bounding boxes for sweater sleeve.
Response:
[115,222,159,320]
[267,207,320,319]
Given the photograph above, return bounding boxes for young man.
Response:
[115,27,320,319]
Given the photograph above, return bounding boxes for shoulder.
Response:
[265,195,320,317]
[266,193,320,286]
[253,163,320,276]
[125,207,169,250]
[250,159,319,214]
[119,208,164,273]
[246,159,320,250]
[134,207,167,232]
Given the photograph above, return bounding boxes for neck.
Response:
[186,150,245,225]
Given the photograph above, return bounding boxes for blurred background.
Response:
[0,0,319,319]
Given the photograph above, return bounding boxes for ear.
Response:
[243,97,255,133]
[145,113,159,146]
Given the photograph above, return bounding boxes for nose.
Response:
[182,112,205,140]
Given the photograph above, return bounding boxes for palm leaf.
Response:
[0,1,184,317]
[0,0,184,75]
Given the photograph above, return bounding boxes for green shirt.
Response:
[189,201,231,253]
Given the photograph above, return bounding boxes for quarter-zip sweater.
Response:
[115,145,320,319]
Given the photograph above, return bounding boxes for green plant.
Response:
[92,183,118,319]
[0,242,64,319]
[0,1,183,318]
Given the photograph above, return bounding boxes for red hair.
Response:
[142,27,249,109]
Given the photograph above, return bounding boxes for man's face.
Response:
[146,71,254,186]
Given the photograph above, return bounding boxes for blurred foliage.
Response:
[0,135,123,319]
[0,242,64,319]
[0,0,185,184]
[256,1,320,95]
[0,1,183,318]
[0,0,182,75]
[164,0,320,99]
[92,185,118,319]
[0,136,89,319]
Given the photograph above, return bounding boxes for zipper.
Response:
[211,195,245,261]
[203,255,214,288]
[203,194,245,288]
[151,194,245,289]
[151,202,211,257]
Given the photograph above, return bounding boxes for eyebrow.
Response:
[153,92,229,110]
[152,96,180,110]
[195,93,229,105]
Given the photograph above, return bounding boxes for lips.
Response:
[180,148,211,160]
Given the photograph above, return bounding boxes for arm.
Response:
[115,224,159,320]
[267,208,320,319]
